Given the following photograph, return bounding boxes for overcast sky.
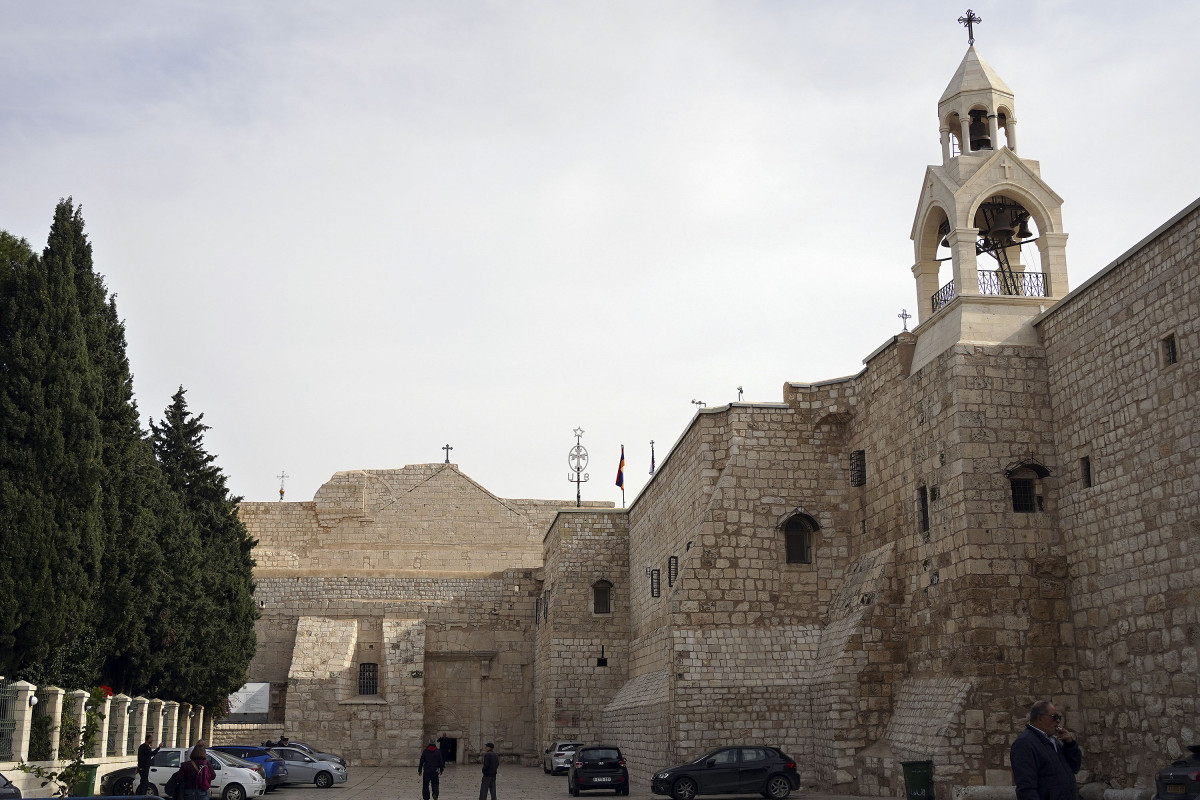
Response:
[3,2,1198,508]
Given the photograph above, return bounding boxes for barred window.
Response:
[667,556,679,587]
[592,580,613,614]
[650,569,661,598]
[917,486,930,533]
[358,663,379,695]
[849,450,867,486]
[783,514,817,564]
[1080,456,1092,488]
[1010,478,1037,512]
[1162,334,1178,366]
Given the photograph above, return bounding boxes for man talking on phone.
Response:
[1011,700,1082,800]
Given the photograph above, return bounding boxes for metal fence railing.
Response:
[0,678,16,760]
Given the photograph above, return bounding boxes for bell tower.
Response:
[908,28,1070,372]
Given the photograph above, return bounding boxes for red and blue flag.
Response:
[615,445,625,489]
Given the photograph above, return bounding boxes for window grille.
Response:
[1010,478,1037,512]
[918,487,930,532]
[535,597,541,625]
[358,663,379,695]
[107,712,120,755]
[126,705,139,754]
[1162,334,1178,366]
[650,569,661,597]
[1081,456,1092,488]
[849,450,867,486]
[667,556,679,587]
[784,515,816,564]
[592,580,613,614]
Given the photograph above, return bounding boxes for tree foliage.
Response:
[1,201,256,710]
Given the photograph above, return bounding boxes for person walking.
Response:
[478,742,499,800]
[1011,700,1082,800]
[437,734,452,763]
[418,741,445,800]
[178,740,215,800]
[136,734,162,793]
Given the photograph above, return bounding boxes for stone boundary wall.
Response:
[1036,198,1200,784]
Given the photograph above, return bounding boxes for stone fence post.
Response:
[164,701,179,747]
[67,690,89,756]
[130,696,149,749]
[8,680,36,762]
[111,694,131,756]
[41,686,65,762]
[93,693,113,758]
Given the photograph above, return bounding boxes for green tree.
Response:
[0,204,105,677]
[151,387,257,706]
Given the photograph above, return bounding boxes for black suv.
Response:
[568,745,630,796]
[1156,745,1200,800]
[651,745,799,800]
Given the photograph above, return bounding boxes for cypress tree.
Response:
[151,387,257,706]
[0,202,105,677]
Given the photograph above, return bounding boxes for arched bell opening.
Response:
[970,192,1046,298]
[995,106,1016,151]
[967,105,994,152]
[914,205,954,319]
[946,112,963,156]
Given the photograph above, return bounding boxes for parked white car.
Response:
[544,741,586,775]
[143,748,267,800]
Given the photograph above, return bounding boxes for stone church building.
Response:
[236,46,1198,797]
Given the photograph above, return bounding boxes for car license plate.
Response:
[593,777,611,782]
[1167,786,1185,794]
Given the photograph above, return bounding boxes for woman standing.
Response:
[179,740,215,800]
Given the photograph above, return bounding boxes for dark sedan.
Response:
[1156,745,1200,800]
[651,746,799,800]
[1,771,22,800]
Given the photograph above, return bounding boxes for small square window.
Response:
[1080,456,1092,488]
[1162,334,1178,366]
[929,486,940,502]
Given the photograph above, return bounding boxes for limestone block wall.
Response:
[600,671,669,785]
[838,332,1076,795]
[1036,198,1200,785]
[249,569,541,766]
[535,510,630,754]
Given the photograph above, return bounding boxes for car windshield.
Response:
[213,751,257,770]
[582,749,621,761]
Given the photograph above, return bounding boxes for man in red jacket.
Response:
[418,741,445,800]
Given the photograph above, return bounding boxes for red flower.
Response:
[100,685,113,698]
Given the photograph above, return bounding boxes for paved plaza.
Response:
[294,764,881,800]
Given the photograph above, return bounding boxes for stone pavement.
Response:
[292,764,889,800]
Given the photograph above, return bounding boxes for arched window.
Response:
[782,514,819,564]
[1005,460,1050,513]
[592,580,613,614]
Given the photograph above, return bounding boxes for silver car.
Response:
[544,741,586,775]
[271,747,348,788]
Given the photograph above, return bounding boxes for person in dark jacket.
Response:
[1011,700,1082,800]
[136,734,162,792]
[478,742,499,800]
[418,742,445,800]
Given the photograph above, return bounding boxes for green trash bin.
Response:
[69,763,100,797]
[901,760,934,800]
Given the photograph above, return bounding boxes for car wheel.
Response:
[672,777,698,800]
[620,785,630,796]
[765,775,791,799]
[140,783,160,796]
[314,772,334,789]
[222,784,246,800]
[570,782,580,796]
[545,763,551,774]
[113,776,136,795]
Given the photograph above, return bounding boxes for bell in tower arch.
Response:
[968,110,992,151]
